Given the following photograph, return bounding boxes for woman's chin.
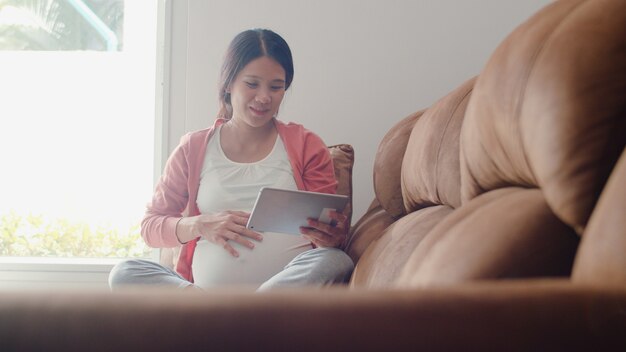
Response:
[246,115,274,127]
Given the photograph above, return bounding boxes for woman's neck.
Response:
[222,117,276,141]
[219,118,278,163]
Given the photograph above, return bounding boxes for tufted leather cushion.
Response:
[460,0,626,234]
[572,147,626,284]
[344,199,396,264]
[401,77,476,213]
[373,111,423,218]
[351,205,453,288]
[397,188,579,287]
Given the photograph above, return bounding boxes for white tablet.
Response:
[246,187,349,235]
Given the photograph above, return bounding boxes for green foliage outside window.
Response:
[0,211,150,258]
[0,0,124,51]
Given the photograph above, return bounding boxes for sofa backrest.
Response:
[351,0,626,288]
[350,78,475,287]
[372,110,423,219]
[460,0,626,235]
[401,77,476,212]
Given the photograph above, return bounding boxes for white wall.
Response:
[166,0,552,223]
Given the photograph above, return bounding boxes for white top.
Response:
[192,125,311,289]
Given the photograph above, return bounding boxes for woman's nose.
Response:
[255,90,271,104]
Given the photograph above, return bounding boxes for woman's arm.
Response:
[300,131,338,194]
[299,131,347,248]
[140,135,192,248]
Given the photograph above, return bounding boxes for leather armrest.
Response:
[1,280,625,351]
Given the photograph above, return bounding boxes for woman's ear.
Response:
[224,88,232,104]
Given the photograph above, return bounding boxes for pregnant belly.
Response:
[192,232,311,289]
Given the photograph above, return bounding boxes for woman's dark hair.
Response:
[217,29,294,119]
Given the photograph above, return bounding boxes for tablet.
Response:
[246,187,349,235]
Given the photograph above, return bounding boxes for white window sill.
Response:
[0,256,148,290]
[0,256,122,270]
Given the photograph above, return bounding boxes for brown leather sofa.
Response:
[1,0,625,350]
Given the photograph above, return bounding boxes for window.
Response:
[0,0,159,261]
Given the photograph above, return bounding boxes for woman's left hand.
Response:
[300,211,348,248]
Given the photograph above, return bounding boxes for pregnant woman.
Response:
[108,28,353,291]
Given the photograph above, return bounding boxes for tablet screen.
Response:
[246,187,349,235]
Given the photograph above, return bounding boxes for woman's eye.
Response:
[245,82,258,88]
[271,86,284,91]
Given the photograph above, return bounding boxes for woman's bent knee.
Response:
[108,259,151,289]
[296,247,354,284]
[323,248,354,283]
[108,259,193,290]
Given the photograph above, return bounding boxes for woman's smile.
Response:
[250,105,270,117]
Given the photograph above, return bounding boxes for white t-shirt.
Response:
[192,125,311,289]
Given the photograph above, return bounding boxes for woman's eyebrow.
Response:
[243,75,285,83]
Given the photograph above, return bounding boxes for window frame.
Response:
[0,0,170,289]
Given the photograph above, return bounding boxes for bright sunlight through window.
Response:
[0,0,157,259]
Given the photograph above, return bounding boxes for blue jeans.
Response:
[108,247,354,291]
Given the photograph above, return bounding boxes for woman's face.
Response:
[228,56,287,128]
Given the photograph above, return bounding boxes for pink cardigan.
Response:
[141,118,337,281]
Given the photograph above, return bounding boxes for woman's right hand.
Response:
[175,211,263,257]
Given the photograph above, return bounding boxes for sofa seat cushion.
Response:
[344,199,396,264]
[396,188,579,287]
[351,205,453,288]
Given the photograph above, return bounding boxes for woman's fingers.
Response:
[228,212,251,225]
[300,210,350,248]
[301,224,346,248]
[331,210,348,225]
[224,229,257,250]
[223,212,264,241]
[315,211,348,232]
[217,228,262,257]
[217,225,263,257]
[225,222,263,242]
[215,237,239,257]
[196,211,263,257]
[303,232,343,248]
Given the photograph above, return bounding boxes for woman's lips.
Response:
[250,106,270,116]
